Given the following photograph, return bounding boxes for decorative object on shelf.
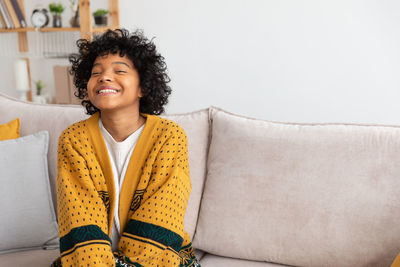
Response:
[31,8,49,28]
[9,0,27,28]
[32,94,47,103]
[0,1,11,29]
[34,80,44,95]
[54,65,80,104]
[13,58,30,101]
[33,80,48,103]
[68,0,79,27]
[48,2,64,28]
[4,0,18,28]
[93,9,108,26]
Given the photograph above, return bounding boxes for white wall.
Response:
[1,0,400,124]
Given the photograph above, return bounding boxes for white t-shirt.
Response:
[99,119,145,252]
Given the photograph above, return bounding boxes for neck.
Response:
[100,109,145,142]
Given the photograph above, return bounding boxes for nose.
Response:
[99,71,112,83]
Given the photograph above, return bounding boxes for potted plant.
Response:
[93,9,108,26]
[35,80,44,96]
[49,2,65,27]
[32,80,47,104]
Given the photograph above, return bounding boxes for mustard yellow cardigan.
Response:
[51,113,199,267]
[392,255,400,267]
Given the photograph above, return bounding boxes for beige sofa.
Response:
[0,91,399,267]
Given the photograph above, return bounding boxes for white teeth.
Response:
[98,89,117,94]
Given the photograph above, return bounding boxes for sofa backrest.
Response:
[162,110,210,238]
[0,93,88,211]
[0,93,209,239]
[193,107,400,267]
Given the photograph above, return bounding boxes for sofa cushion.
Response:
[194,107,400,267]
[0,118,20,140]
[199,254,291,266]
[163,109,210,239]
[0,131,58,254]
[0,93,89,214]
[0,248,59,267]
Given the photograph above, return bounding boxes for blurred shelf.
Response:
[0,27,79,33]
[91,26,113,34]
[0,26,114,33]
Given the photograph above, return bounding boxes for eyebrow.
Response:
[92,61,131,68]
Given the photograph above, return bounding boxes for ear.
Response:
[138,88,143,98]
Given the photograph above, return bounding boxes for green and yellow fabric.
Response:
[52,112,199,267]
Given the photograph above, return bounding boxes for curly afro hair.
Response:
[69,28,171,115]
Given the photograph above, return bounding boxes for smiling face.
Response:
[87,53,142,114]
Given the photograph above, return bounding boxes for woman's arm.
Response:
[56,129,115,266]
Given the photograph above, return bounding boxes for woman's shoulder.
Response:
[146,114,187,139]
[59,113,98,141]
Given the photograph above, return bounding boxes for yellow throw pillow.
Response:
[0,118,20,141]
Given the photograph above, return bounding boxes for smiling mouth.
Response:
[97,87,119,95]
[97,89,119,95]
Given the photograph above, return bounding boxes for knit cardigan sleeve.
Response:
[55,124,115,267]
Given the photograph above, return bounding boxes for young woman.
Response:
[52,29,199,267]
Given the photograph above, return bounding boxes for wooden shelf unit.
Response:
[10,0,120,51]
[0,27,80,33]
[1,0,119,101]
[0,26,116,33]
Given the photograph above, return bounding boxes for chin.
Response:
[98,106,119,112]
[94,100,119,110]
